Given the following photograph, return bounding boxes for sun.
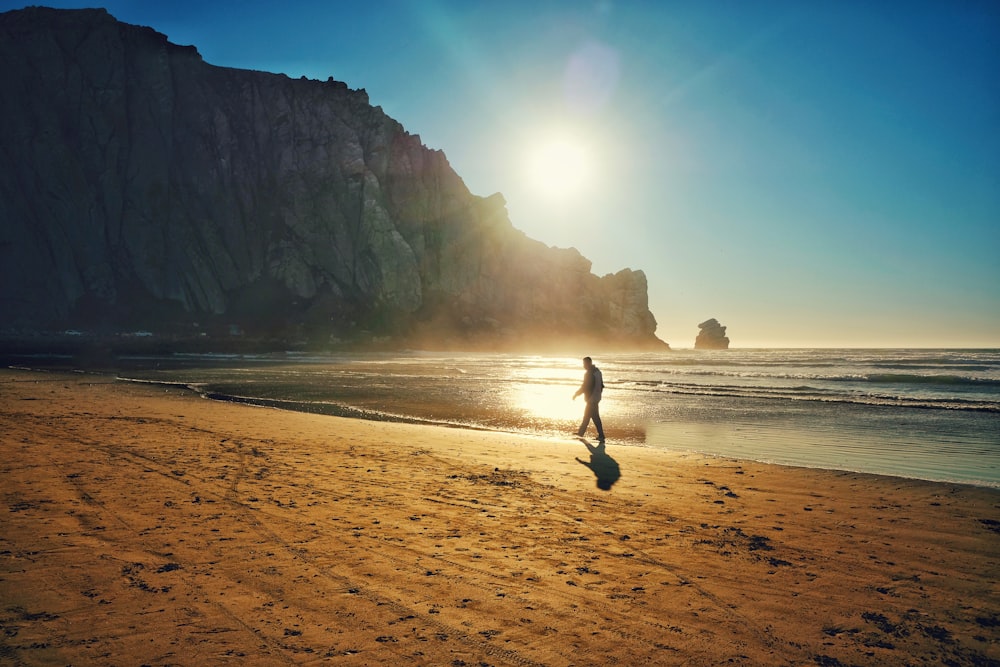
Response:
[524,132,593,199]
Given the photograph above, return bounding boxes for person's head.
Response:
[582,356,593,369]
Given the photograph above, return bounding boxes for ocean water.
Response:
[112,348,1000,488]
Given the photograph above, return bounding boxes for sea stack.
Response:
[695,318,730,349]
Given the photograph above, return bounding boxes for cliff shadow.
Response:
[575,439,621,491]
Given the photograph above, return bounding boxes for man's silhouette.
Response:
[572,356,605,442]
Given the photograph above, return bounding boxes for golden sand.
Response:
[1,369,998,665]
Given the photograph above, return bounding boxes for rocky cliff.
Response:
[695,318,729,350]
[0,7,667,351]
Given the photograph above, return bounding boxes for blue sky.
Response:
[5,1,998,347]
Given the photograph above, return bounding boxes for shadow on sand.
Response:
[575,439,621,491]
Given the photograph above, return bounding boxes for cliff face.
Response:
[0,7,667,350]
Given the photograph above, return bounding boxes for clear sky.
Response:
[5,1,998,347]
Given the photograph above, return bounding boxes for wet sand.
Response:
[1,368,998,666]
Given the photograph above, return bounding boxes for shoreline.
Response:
[2,368,999,665]
[10,362,1000,491]
[193,389,1000,491]
[105,367,1000,491]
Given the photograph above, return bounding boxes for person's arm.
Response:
[574,368,595,399]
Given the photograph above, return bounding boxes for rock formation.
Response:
[695,319,729,349]
[0,7,668,351]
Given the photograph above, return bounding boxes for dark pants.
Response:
[578,399,605,440]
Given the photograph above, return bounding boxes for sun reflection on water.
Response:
[505,363,584,424]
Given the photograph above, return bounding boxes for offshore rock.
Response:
[0,7,667,351]
[695,318,729,349]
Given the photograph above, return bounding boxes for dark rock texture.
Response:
[695,318,729,349]
[0,7,667,351]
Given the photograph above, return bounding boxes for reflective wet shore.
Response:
[102,350,1000,488]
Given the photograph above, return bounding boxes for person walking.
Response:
[572,356,605,442]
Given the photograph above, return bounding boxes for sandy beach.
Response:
[1,368,998,666]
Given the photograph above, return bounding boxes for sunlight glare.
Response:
[505,363,583,425]
[524,131,593,200]
[511,383,582,423]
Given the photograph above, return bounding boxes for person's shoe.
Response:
[577,429,586,437]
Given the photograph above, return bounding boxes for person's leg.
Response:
[591,401,605,441]
[578,403,593,437]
